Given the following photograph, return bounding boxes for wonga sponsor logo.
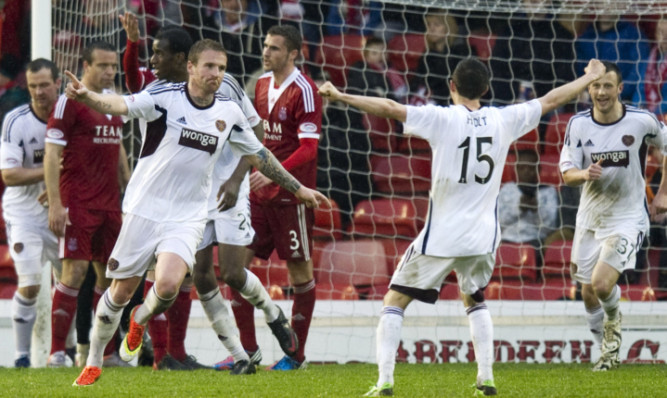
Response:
[178,128,218,154]
[591,151,629,167]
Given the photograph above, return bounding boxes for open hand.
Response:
[120,13,140,42]
[64,70,89,102]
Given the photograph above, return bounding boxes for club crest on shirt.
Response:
[216,120,226,132]
[13,243,23,254]
[67,238,78,252]
[622,135,634,147]
[278,107,287,121]
[107,258,119,271]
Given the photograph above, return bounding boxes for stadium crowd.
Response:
[0,0,667,395]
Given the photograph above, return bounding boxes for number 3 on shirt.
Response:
[458,136,494,184]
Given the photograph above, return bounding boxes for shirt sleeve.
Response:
[504,99,542,142]
[0,113,25,169]
[46,96,73,146]
[403,104,441,142]
[645,115,667,156]
[559,121,583,173]
[124,90,161,121]
[228,107,264,157]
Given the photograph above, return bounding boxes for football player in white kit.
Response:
[319,58,606,397]
[66,39,329,386]
[560,61,667,372]
[1,59,62,368]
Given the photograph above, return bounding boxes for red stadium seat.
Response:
[363,113,398,153]
[386,33,426,73]
[468,33,497,62]
[314,34,366,88]
[439,281,460,300]
[493,242,537,281]
[543,112,575,155]
[502,152,517,183]
[313,199,343,240]
[539,153,563,186]
[349,198,427,240]
[511,129,539,153]
[542,240,572,280]
[316,240,390,299]
[371,155,431,195]
[0,245,16,298]
[379,238,413,276]
[397,135,431,155]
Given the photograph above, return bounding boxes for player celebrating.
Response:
[121,14,298,374]
[560,61,667,371]
[1,59,62,368]
[45,41,131,367]
[319,58,606,396]
[231,23,322,371]
[70,39,329,386]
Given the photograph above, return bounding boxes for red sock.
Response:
[92,286,118,356]
[144,279,167,364]
[51,282,79,354]
[292,280,316,363]
[231,289,258,352]
[166,287,192,361]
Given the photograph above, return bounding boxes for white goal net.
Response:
[46,0,667,365]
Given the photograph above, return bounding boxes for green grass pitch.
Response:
[2,363,665,397]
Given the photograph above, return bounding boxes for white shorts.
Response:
[390,245,495,303]
[198,197,254,250]
[106,214,205,279]
[6,221,60,287]
[571,227,645,284]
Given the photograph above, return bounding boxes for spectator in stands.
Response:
[409,8,476,106]
[316,71,372,230]
[490,0,577,106]
[559,61,667,371]
[194,0,278,85]
[1,59,62,368]
[0,0,30,66]
[44,41,131,368]
[0,54,30,125]
[347,37,408,103]
[636,17,667,118]
[498,149,559,247]
[325,0,383,36]
[320,56,606,396]
[576,12,649,102]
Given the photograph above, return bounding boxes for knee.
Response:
[219,266,245,290]
[154,281,179,299]
[592,281,612,299]
[17,283,40,299]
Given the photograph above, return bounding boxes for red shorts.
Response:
[60,207,122,263]
[248,202,314,261]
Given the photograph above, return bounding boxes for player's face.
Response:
[262,34,296,74]
[151,39,179,81]
[188,49,227,94]
[588,71,623,115]
[26,68,61,113]
[84,49,118,91]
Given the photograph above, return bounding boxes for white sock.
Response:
[87,291,127,368]
[600,285,621,322]
[66,313,77,350]
[239,269,279,322]
[377,306,404,387]
[135,285,177,325]
[467,303,494,385]
[12,291,37,359]
[199,288,249,362]
[585,306,604,345]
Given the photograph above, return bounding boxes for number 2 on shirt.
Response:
[457,136,494,184]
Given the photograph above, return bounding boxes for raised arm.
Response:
[319,82,407,123]
[120,13,145,93]
[64,71,129,115]
[538,59,605,115]
[243,147,330,209]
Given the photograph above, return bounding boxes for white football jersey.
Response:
[559,105,667,235]
[0,104,49,225]
[207,74,261,217]
[404,99,542,257]
[123,82,263,222]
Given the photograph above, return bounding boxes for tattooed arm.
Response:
[244,147,330,208]
[64,70,129,115]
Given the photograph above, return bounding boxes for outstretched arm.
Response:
[538,59,605,115]
[64,71,129,115]
[243,147,330,209]
[319,82,407,123]
[651,156,667,218]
